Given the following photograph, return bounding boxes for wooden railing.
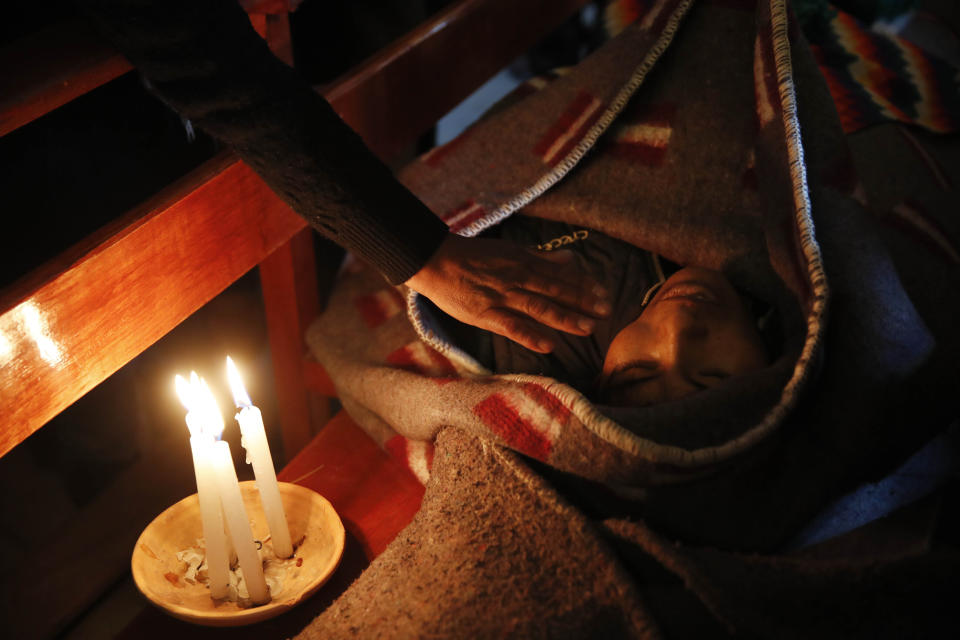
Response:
[0,0,592,460]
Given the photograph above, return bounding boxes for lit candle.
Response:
[226,356,293,558]
[196,376,270,605]
[175,373,230,599]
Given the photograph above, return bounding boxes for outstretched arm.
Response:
[79,0,608,350]
[79,0,446,284]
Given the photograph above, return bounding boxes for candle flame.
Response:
[225,356,253,408]
[196,376,225,439]
[174,374,199,436]
[174,371,225,439]
[174,374,192,408]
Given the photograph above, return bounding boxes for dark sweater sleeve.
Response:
[78,0,449,284]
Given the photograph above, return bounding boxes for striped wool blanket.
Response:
[300,0,959,636]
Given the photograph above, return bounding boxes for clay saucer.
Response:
[131,481,344,626]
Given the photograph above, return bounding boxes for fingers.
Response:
[478,308,555,353]
[503,289,597,337]
[520,250,611,319]
[534,248,576,264]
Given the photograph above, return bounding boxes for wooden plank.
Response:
[0,419,203,639]
[323,0,592,162]
[239,0,298,14]
[0,4,290,139]
[0,152,306,459]
[0,0,588,143]
[266,12,295,66]
[259,228,321,459]
[0,20,132,138]
[0,0,591,457]
[303,358,337,397]
[278,410,425,559]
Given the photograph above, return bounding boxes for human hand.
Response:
[405,234,611,353]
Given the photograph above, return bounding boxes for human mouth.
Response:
[656,280,721,306]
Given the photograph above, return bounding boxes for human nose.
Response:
[657,319,709,391]
[657,315,707,365]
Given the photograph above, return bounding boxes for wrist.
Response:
[405,232,456,291]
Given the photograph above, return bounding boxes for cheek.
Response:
[602,323,648,375]
[601,333,628,376]
[715,322,768,371]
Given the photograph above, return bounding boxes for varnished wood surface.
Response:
[0,152,307,459]
[324,0,593,161]
[0,20,133,138]
[259,229,321,459]
[278,411,425,559]
[1,0,590,150]
[0,0,592,460]
[238,0,298,15]
[303,358,338,397]
[116,411,425,639]
[0,4,289,139]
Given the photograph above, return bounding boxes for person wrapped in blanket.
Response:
[436,215,775,408]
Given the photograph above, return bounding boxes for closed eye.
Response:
[694,369,731,389]
[600,363,659,402]
[699,369,731,380]
[608,361,659,390]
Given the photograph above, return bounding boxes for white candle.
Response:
[175,374,230,599]
[226,356,293,558]
[195,375,270,605]
[209,439,270,604]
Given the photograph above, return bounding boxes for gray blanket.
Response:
[301,0,960,636]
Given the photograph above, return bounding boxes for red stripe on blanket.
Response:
[533,90,604,166]
[898,38,955,133]
[809,44,870,134]
[754,29,781,130]
[354,288,405,328]
[441,199,476,222]
[385,346,421,372]
[442,199,488,233]
[386,342,459,378]
[606,102,675,166]
[427,348,458,377]
[384,436,435,485]
[450,208,489,234]
[606,0,649,31]
[833,12,912,124]
[641,0,679,34]
[473,394,552,461]
[520,383,571,425]
[547,102,605,167]
[384,435,407,463]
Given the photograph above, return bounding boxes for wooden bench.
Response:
[0,0,592,636]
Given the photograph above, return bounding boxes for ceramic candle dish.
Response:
[131,481,344,626]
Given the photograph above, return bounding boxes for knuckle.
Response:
[523,295,552,318]
[476,289,500,308]
[500,317,524,337]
